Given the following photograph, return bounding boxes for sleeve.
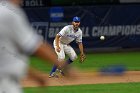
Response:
[57,26,67,36]
[76,31,82,43]
[11,13,42,55]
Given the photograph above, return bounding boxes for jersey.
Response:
[0,1,42,77]
[57,25,82,44]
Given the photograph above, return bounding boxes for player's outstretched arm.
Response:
[78,42,84,54]
[78,42,86,63]
[28,67,47,86]
[33,42,63,67]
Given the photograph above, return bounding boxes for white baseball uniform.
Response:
[53,25,82,61]
[0,1,41,93]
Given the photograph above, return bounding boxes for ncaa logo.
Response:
[49,7,64,22]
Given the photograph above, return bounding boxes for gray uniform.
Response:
[0,1,41,93]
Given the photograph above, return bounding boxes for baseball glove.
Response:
[79,53,86,63]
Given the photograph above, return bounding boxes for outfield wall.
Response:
[24,4,140,51]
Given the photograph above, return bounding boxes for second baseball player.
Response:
[49,16,85,77]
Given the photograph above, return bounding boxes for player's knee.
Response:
[58,57,65,61]
[58,55,65,61]
[71,55,77,61]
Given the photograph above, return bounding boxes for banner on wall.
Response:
[24,5,140,49]
[22,0,47,7]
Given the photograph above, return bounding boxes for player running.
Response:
[49,16,86,78]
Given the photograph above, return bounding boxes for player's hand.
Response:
[79,53,86,63]
[28,68,47,86]
[56,46,61,52]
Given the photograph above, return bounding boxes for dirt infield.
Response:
[22,71,140,87]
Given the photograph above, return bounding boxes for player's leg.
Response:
[59,45,77,76]
[49,42,65,77]
[64,45,77,64]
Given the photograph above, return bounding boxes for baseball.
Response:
[100,36,105,40]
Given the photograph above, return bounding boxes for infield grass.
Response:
[24,82,140,93]
[30,51,140,72]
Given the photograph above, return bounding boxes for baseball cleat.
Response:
[49,72,59,78]
[49,72,55,78]
[60,70,65,76]
[56,69,65,77]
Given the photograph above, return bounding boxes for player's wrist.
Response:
[80,52,84,55]
[56,45,60,47]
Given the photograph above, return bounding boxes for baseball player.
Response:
[49,16,86,77]
[0,0,69,93]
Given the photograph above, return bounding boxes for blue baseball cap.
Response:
[73,16,80,22]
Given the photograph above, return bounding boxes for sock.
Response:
[66,58,73,64]
[50,65,57,75]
